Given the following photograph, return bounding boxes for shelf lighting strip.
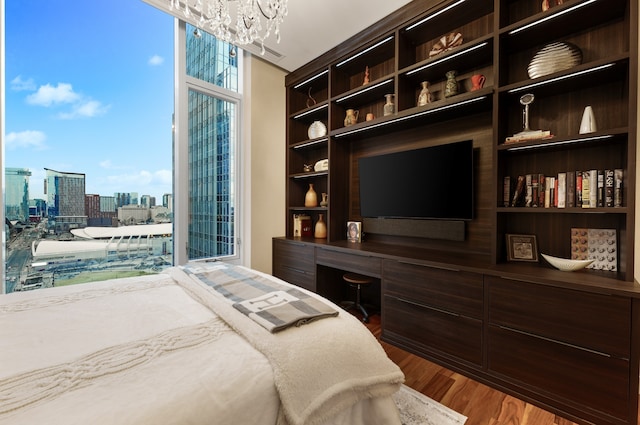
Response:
[335,79,394,103]
[507,63,615,93]
[508,0,598,35]
[293,69,329,90]
[334,96,486,138]
[335,36,394,68]
[405,0,466,31]
[505,134,614,151]
[293,103,328,119]
[293,138,328,149]
[406,42,488,76]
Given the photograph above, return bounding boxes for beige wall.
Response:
[247,56,286,274]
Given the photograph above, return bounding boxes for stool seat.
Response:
[342,273,373,323]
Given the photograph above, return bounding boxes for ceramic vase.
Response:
[344,109,359,126]
[417,81,432,106]
[305,184,318,207]
[579,105,597,134]
[383,94,395,116]
[320,192,328,207]
[444,70,458,98]
[314,213,327,238]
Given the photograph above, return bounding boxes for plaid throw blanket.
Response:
[181,264,338,333]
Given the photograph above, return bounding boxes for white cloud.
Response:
[99,159,113,169]
[148,55,164,66]
[4,130,47,150]
[26,83,80,106]
[58,100,110,119]
[11,75,36,91]
[107,169,172,187]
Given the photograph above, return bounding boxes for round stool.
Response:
[342,273,373,323]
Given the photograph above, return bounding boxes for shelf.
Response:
[332,89,492,139]
[290,137,328,150]
[497,206,628,214]
[400,35,493,81]
[498,55,629,96]
[498,128,628,151]
[500,0,628,52]
[291,171,328,179]
[332,77,395,106]
[291,102,329,121]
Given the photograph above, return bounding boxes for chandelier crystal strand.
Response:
[175,0,287,50]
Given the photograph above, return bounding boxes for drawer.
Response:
[383,259,483,319]
[273,239,315,272]
[487,276,631,358]
[384,294,482,367]
[315,248,381,277]
[488,324,629,422]
[272,239,315,291]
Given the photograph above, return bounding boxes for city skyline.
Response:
[5,0,175,201]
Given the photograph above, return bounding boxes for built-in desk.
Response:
[272,237,640,425]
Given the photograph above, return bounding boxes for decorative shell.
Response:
[429,32,463,58]
[541,253,594,272]
[527,41,582,79]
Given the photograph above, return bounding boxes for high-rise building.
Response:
[141,195,156,208]
[162,193,173,212]
[45,168,87,232]
[5,167,31,222]
[186,26,237,259]
[114,192,138,207]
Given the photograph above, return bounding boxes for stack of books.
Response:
[503,169,623,208]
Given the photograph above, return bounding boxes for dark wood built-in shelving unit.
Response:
[276,1,640,424]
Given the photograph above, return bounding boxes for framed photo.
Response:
[506,234,538,262]
[347,221,362,243]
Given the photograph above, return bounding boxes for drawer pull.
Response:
[394,296,460,317]
[398,260,460,272]
[498,325,613,358]
[282,265,309,275]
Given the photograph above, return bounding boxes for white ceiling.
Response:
[144,0,414,73]
[261,0,414,72]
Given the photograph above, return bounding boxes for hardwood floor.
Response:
[362,314,582,425]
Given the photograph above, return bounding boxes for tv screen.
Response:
[358,140,473,220]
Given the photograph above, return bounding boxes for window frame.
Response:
[173,19,244,266]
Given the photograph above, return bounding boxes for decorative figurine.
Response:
[306,87,316,108]
[417,81,432,106]
[363,66,370,85]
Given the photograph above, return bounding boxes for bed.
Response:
[0,262,405,425]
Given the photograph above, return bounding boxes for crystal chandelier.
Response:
[169,0,288,51]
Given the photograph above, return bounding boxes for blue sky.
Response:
[5,0,174,201]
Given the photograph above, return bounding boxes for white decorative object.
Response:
[579,105,597,134]
[168,0,288,50]
[307,121,327,139]
[541,253,594,272]
[527,41,582,79]
[314,158,328,172]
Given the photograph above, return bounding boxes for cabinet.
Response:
[284,0,637,283]
[495,0,636,280]
[272,238,316,292]
[280,0,640,424]
[382,259,483,369]
[487,275,634,424]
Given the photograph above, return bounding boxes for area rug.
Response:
[393,384,467,425]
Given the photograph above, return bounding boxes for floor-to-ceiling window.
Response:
[173,22,242,264]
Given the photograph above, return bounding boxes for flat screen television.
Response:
[358,140,474,220]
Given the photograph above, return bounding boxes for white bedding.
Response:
[0,263,404,425]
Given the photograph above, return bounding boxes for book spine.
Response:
[503,176,511,207]
[557,172,566,208]
[581,172,590,208]
[605,169,614,207]
[538,174,545,208]
[511,175,525,207]
[614,169,623,207]
[589,169,597,208]
[576,171,582,207]
[566,171,575,208]
[525,174,533,207]
[544,177,552,208]
[531,174,539,207]
[597,170,604,207]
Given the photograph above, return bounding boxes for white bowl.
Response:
[541,253,594,272]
